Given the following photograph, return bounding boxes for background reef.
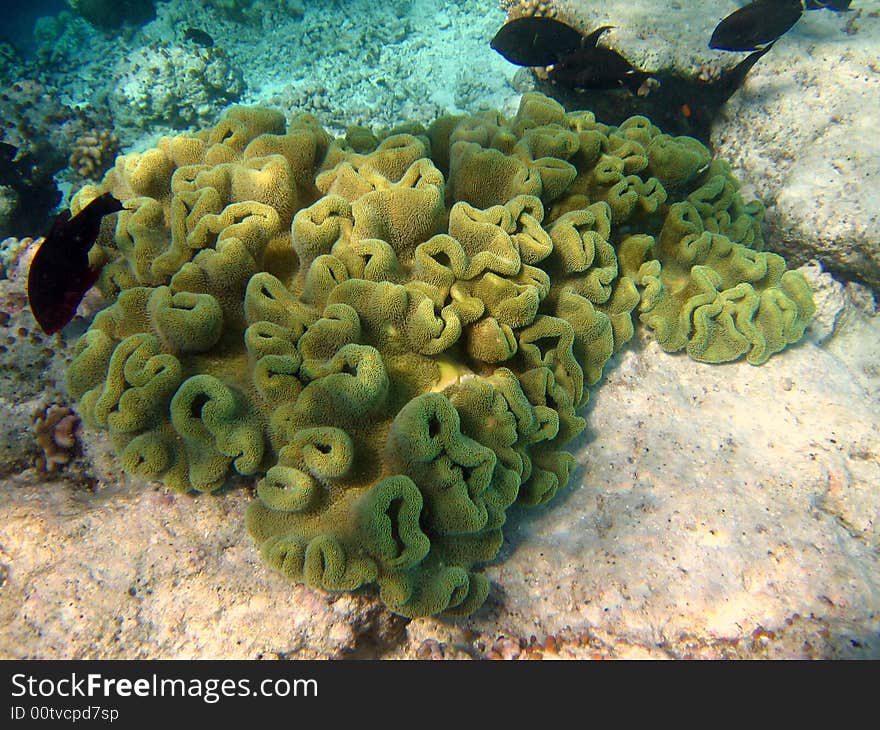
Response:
[546,0,880,290]
[0,0,878,655]
[1,1,877,287]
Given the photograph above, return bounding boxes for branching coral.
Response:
[65,93,813,617]
[69,130,120,184]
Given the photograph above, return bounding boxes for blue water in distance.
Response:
[3,0,67,55]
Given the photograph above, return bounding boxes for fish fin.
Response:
[89,192,124,218]
[32,266,101,335]
[45,209,72,244]
[582,25,614,49]
[81,266,101,291]
[735,40,777,75]
[717,41,777,104]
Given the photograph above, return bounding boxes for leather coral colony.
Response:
[65,93,814,616]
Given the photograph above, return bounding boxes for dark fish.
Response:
[27,193,123,335]
[0,141,18,185]
[183,27,214,48]
[531,36,777,146]
[712,42,777,104]
[490,16,583,66]
[710,0,804,52]
[805,0,852,9]
[548,26,650,94]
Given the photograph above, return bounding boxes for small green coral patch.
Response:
[620,199,815,364]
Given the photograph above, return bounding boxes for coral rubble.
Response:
[32,403,81,473]
[110,42,245,133]
[0,237,72,475]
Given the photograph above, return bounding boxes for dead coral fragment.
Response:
[32,403,81,472]
[500,0,558,20]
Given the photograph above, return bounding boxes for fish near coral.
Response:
[490,15,584,66]
[711,42,777,104]
[60,97,816,619]
[27,192,123,335]
[183,27,214,48]
[548,26,651,93]
[490,17,652,94]
[710,0,804,52]
[0,141,21,185]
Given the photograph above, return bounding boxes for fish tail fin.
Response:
[738,40,776,73]
[582,25,614,48]
[716,41,777,104]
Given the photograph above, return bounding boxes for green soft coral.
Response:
[618,175,815,364]
[66,92,814,617]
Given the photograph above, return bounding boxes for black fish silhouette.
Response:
[532,41,777,146]
[183,27,214,48]
[27,193,123,335]
[0,141,21,186]
[490,16,584,66]
[712,42,777,103]
[805,0,852,9]
[710,0,804,52]
[548,26,650,93]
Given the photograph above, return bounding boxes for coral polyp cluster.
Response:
[69,130,120,183]
[32,403,81,473]
[66,93,813,616]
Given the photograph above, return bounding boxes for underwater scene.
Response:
[0,0,878,660]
